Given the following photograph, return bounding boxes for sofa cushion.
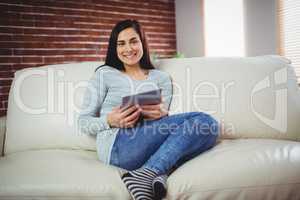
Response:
[158,55,300,141]
[167,139,300,200]
[1,139,299,200]
[0,149,129,200]
[5,62,103,154]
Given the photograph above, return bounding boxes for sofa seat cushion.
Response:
[1,139,300,200]
[0,149,129,200]
[167,139,300,200]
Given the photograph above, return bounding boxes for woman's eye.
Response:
[131,40,138,44]
[117,43,124,46]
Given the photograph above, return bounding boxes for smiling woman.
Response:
[78,19,219,200]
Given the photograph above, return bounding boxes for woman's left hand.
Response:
[140,103,168,120]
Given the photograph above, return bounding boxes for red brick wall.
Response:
[0,0,176,117]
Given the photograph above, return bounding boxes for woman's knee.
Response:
[191,112,219,150]
[189,112,219,137]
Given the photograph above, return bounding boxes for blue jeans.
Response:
[109,112,219,175]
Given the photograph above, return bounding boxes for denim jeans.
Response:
[109,112,219,175]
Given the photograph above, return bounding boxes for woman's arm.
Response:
[78,69,110,135]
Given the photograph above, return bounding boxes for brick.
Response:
[3,101,8,108]
[0,11,21,19]
[0,42,23,49]
[22,0,174,15]
[75,57,101,62]
[0,86,10,94]
[22,28,72,36]
[19,0,174,12]
[0,65,12,71]
[0,4,33,13]
[0,41,100,49]
[14,49,98,56]
[0,71,14,79]
[145,26,176,33]
[149,38,176,43]
[0,79,12,86]
[0,35,12,41]
[0,109,7,117]
[0,49,12,55]
[149,43,176,49]
[0,57,21,63]
[124,1,173,10]
[0,19,35,27]
[11,64,40,70]
[21,56,43,64]
[12,35,104,43]
[44,56,100,63]
[0,94,9,102]
[0,27,24,34]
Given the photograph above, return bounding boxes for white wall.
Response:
[175,0,205,57]
[175,0,278,57]
[244,0,278,56]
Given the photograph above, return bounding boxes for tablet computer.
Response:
[121,89,162,109]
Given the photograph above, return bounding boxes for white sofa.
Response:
[1,56,300,200]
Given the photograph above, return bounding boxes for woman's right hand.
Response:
[107,105,142,128]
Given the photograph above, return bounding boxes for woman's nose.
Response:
[124,43,132,51]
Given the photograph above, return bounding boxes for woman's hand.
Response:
[107,105,142,128]
[140,103,168,120]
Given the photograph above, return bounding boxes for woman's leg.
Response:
[143,112,219,174]
[111,111,219,200]
[110,111,219,173]
[110,112,218,171]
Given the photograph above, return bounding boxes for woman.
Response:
[78,19,219,200]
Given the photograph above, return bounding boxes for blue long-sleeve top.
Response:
[78,65,173,164]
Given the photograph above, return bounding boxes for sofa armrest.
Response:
[0,116,6,157]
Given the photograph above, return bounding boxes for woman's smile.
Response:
[123,52,137,59]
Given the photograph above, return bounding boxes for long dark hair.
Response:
[96,19,155,71]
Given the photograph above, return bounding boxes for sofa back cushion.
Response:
[5,62,102,154]
[158,55,300,141]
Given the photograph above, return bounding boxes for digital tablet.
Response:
[121,89,162,109]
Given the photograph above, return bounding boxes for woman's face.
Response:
[116,27,144,68]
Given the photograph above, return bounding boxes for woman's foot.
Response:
[152,175,168,200]
[121,168,158,200]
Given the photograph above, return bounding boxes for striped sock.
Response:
[152,175,168,200]
[121,168,158,200]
